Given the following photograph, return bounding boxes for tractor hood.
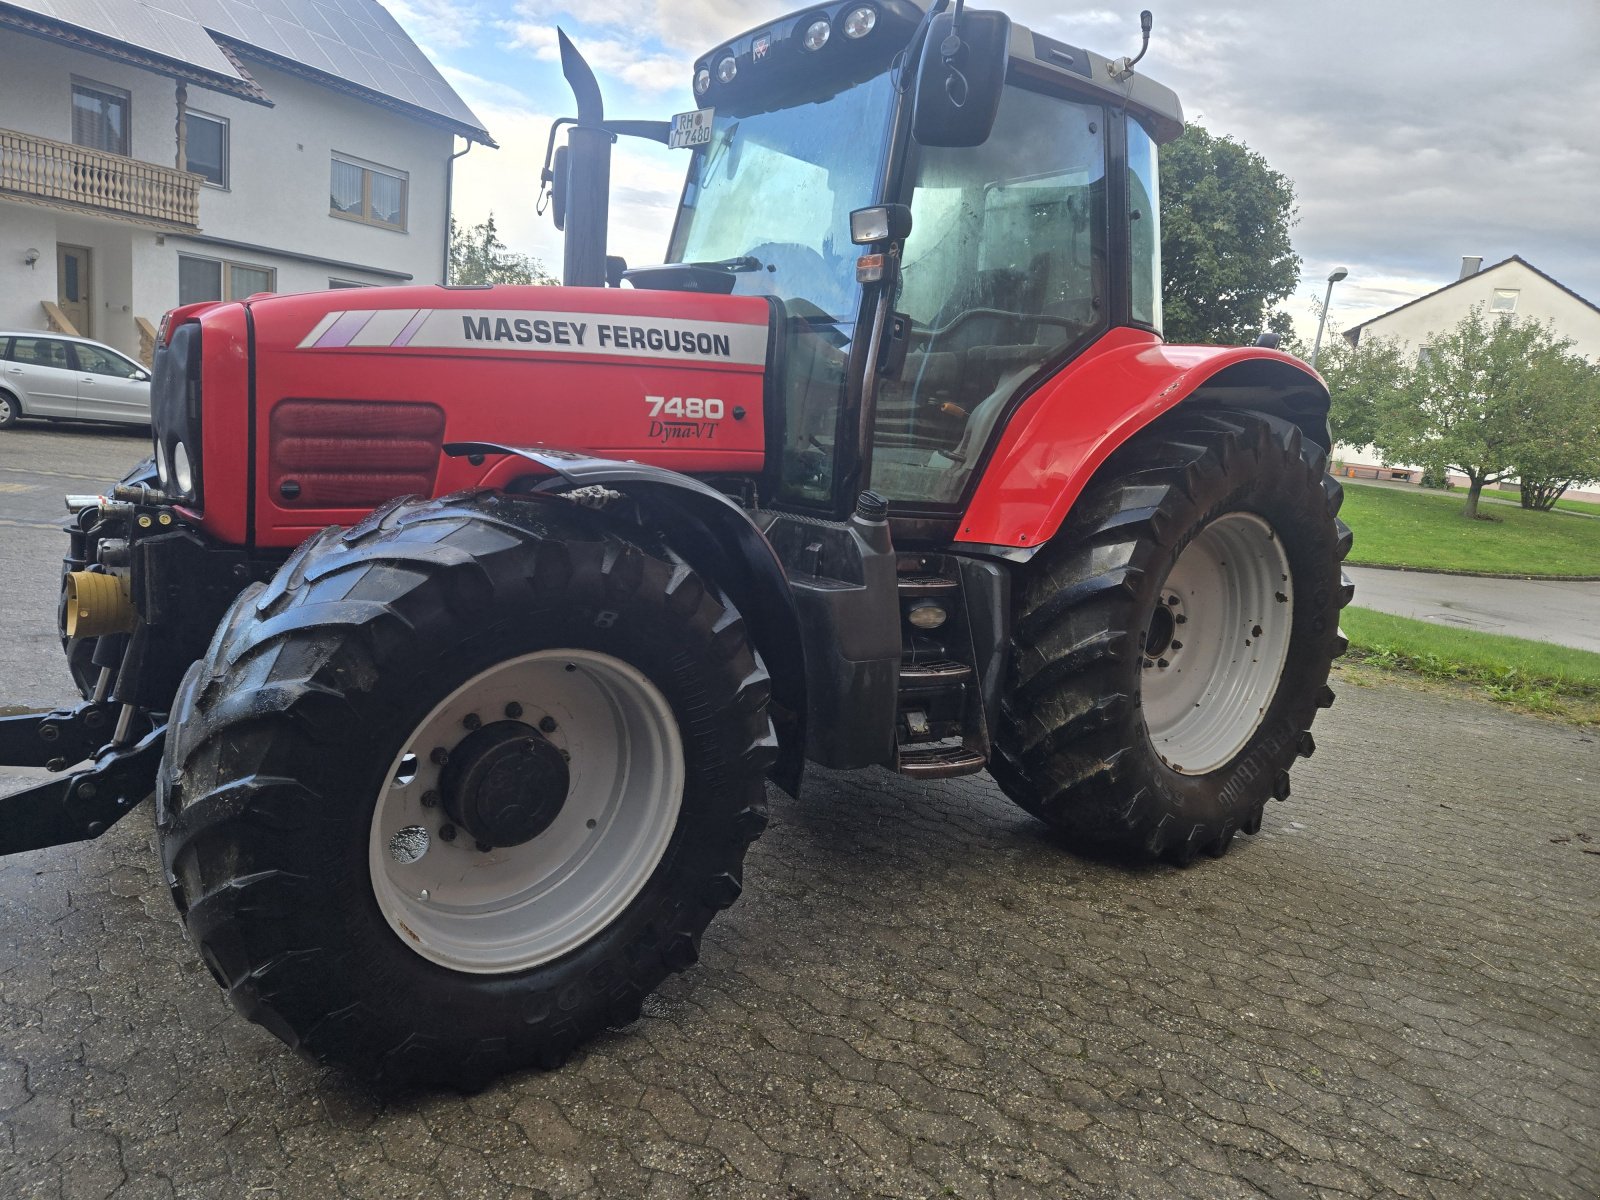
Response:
[164,284,774,548]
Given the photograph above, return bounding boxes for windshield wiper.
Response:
[689,255,766,272]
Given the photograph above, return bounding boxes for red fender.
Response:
[955,328,1329,554]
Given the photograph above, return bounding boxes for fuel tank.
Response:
[182,284,773,547]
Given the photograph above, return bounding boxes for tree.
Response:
[1314,332,1412,450]
[1159,126,1301,345]
[448,214,555,286]
[1509,350,1600,510]
[1372,307,1578,520]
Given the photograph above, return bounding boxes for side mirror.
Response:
[912,10,1011,149]
[134,369,150,381]
[549,143,570,232]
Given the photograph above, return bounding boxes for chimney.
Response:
[1459,256,1483,280]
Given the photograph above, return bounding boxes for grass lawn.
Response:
[1341,606,1600,723]
[1338,482,1600,576]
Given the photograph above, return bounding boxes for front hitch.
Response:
[0,721,164,855]
[0,701,137,769]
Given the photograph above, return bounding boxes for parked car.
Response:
[0,333,151,428]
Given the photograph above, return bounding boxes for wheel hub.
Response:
[439,721,570,848]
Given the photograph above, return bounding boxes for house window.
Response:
[185,111,229,187]
[1490,288,1519,313]
[179,254,276,304]
[72,80,130,156]
[330,154,408,230]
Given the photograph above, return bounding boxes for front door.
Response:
[57,245,92,337]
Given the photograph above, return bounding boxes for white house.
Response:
[1334,256,1600,494]
[0,0,494,363]
[1345,256,1600,362]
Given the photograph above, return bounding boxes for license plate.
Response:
[669,108,715,149]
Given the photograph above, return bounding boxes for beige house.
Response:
[1335,256,1600,495]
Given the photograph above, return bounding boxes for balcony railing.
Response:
[0,128,200,227]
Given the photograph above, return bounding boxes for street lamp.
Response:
[1308,266,1349,368]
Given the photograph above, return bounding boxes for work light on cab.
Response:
[843,5,876,37]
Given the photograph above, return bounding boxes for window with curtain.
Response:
[179,255,276,304]
[72,81,130,156]
[330,154,408,230]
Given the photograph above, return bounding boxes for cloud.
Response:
[384,0,483,51]
[501,23,689,94]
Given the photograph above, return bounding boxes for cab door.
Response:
[3,336,79,418]
[71,342,151,424]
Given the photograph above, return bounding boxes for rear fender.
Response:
[445,442,806,797]
[956,329,1330,556]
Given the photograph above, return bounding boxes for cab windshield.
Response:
[668,72,895,505]
[668,73,894,320]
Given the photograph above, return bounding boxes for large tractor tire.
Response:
[157,492,775,1086]
[991,410,1351,862]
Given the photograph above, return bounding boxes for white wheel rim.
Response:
[1140,512,1293,775]
[0,396,12,421]
[369,649,684,974]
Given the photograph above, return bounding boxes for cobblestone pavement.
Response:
[2,428,1598,1198]
[3,671,1597,1199]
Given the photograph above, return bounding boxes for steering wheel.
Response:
[913,307,1082,341]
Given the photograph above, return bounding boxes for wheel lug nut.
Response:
[1166,596,1179,606]
[538,716,558,733]
[505,701,523,719]
[1170,640,1182,650]
[475,840,493,854]
[439,824,457,842]
[462,712,481,730]
[430,746,450,765]
[1175,614,1186,624]
[1157,658,1170,669]
[421,789,440,808]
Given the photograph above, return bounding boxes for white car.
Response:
[0,332,151,428]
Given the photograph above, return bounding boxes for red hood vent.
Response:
[269,399,445,509]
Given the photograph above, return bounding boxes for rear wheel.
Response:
[0,391,19,428]
[157,492,775,1085]
[991,410,1352,862]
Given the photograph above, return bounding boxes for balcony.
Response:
[0,128,200,228]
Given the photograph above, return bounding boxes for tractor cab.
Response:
[554,0,1182,520]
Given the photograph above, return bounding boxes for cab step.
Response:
[899,658,974,686]
[898,574,960,597]
[896,742,987,780]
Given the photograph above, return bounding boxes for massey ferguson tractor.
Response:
[0,1,1350,1085]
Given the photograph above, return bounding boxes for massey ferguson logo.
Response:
[296,308,769,366]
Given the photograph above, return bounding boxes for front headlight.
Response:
[151,319,203,505]
[173,441,194,495]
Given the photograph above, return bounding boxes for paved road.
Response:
[1346,566,1600,655]
[2,426,1598,1199]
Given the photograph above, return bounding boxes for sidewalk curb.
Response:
[1345,561,1600,583]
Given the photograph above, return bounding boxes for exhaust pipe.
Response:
[558,30,611,288]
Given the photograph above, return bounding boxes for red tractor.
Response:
[1,2,1350,1085]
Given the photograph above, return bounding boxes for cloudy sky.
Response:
[394,0,1600,339]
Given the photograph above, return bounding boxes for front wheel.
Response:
[991,411,1352,862]
[0,391,20,428]
[157,493,775,1085]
